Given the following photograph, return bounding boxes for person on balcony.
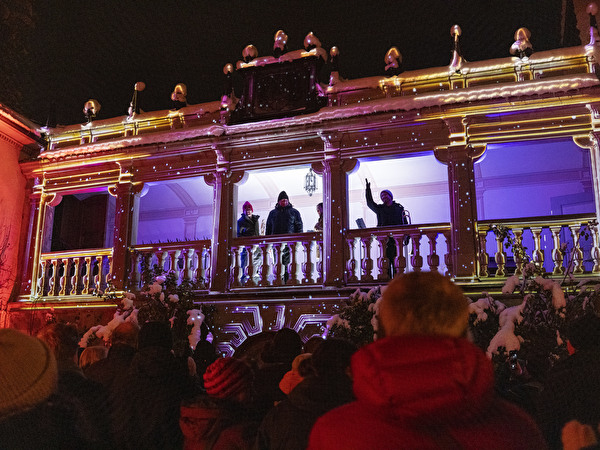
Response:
[308,272,547,450]
[237,201,260,283]
[314,202,323,231]
[365,179,408,278]
[266,191,303,282]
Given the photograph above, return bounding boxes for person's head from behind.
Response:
[110,321,139,348]
[378,271,469,339]
[138,321,172,351]
[277,191,289,208]
[79,345,108,371]
[311,338,357,379]
[261,327,303,364]
[380,190,393,206]
[0,329,58,420]
[37,322,79,363]
[203,357,254,403]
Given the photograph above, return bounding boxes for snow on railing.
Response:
[36,248,113,297]
[129,240,211,290]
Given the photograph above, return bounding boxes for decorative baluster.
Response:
[194,246,207,288]
[316,240,323,284]
[231,246,242,288]
[410,232,423,272]
[426,232,440,273]
[512,228,524,276]
[203,247,211,287]
[95,256,105,295]
[71,257,82,295]
[272,243,284,286]
[394,234,407,275]
[550,226,565,275]
[301,240,314,284]
[49,259,60,296]
[376,235,390,282]
[478,229,489,278]
[156,250,167,273]
[569,225,584,274]
[59,258,71,296]
[287,241,300,286]
[360,236,374,282]
[82,256,92,294]
[246,245,257,287]
[531,227,545,272]
[182,248,192,280]
[106,255,113,289]
[258,243,270,286]
[443,231,453,276]
[346,238,358,282]
[37,259,49,296]
[589,222,600,273]
[494,232,507,277]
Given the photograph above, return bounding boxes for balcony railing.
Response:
[478,214,599,278]
[128,240,212,290]
[29,214,600,300]
[36,249,113,297]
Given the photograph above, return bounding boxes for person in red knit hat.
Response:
[308,271,548,450]
[180,357,260,450]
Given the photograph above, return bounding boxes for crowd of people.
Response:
[1,271,599,449]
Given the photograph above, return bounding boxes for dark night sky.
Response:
[0,1,580,126]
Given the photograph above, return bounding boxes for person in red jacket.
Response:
[308,271,548,450]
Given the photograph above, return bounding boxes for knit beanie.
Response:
[277,191,289,202]
[242,201,253,212]
[203,357,253,400]
[380,189,393,200]
[0,328,58,419]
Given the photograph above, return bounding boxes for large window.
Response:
[137,177,214,244]
[475,139,594,220]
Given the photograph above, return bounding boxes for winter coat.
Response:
[265,204,303,235]
[180,396,260,450]
[536,347,600,449]
[255,375,354,450]
[308,336,547,450]
[85,343,136,392]
[365,185,406,227]
[237,214,260,237]
[110,346,193,450]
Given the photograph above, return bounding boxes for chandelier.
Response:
[304,167,317,196]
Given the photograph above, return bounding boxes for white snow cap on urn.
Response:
[510,27,533,59]
[83,99,101,123]
[242,44,258,63]
[304,32,321,50]
[170,83,187,103]
[273,29,288,57]
[384,47,402,76]
[587,3,600,47]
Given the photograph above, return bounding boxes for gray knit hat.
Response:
[0,328,58,419]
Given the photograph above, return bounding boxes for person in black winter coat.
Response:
[238,201,260,283]
[265,191,303,282]
[536,314,600,450]
[365,179,408,278]
[109,321,194,450]
[254,338,357,450]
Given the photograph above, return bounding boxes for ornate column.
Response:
[108,168,144,291]
[317,133,357,286]
[576,104,600,226]
[204,145,244,292]
[434,118,485,280]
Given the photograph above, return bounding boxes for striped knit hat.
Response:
[0,328,58,419]
[203,357,253,399]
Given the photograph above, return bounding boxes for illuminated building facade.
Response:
[3,29,600,352]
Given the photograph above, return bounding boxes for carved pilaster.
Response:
[574,130,600,226]
[434,144,485,279]
[317,133,357,286]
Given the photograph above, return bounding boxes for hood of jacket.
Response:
[351,335,494,426]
